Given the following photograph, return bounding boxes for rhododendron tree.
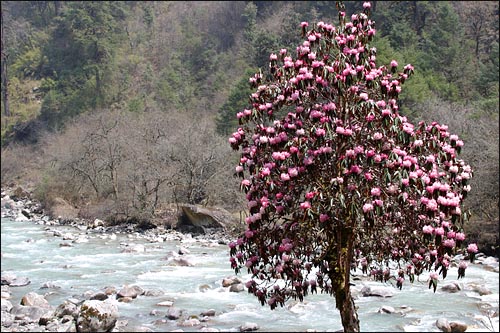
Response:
[228,2,475,332]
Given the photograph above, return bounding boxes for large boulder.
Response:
[360,286,395,298]
[21,292,51,308]
[76,300,118,332]
[176,204,240,234]
[116,285,144,299]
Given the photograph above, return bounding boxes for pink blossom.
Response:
[288,168,298,177]
[261,167,271,176]
[363,2,371,9]
[422,225,434,234]
[371,187,381,196]
[241,179,250,186]
[363,203,373,213]
[316,128,326,136]
[429,272,438,280]
[301,21,309,28]
[443,239,455,248]
[434,227,445,236]
[305,191,316,199]
[269,53,278,61]
[459,261,467,269]
[390,60,398,67]
[455,232,465,241]
[467,243,478,253]
[320,214,329,223]
[280,173,290,181]
[300,201,311,210]
[364,172,373,181]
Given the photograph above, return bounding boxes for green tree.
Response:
[40,1,129,126]
[228,3,475,332]
[216,68,256,136]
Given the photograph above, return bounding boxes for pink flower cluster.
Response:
[228,2,473,307]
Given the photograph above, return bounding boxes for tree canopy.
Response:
[228,2,476,332]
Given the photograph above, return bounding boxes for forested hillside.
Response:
[1,1,498,253]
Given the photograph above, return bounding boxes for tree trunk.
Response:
[1,10,10,117]
[330,227,360,333]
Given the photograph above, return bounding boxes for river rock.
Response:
[54,300,78,318]
[121,244,145,253]
[229,283,245,293]
[40,281,61,289]
[240,322,259,331]
[200,327,220,332]
[1,273,16,285]
[1,312,14,327]
[378,305,395,314]
[9,276,31,287]
[21,292,51,308]
[166,307,182,320]
[440,282,461,293]
[436,318,451,332]
[201,309,216,317]
[117,285,144,299]
[361,286,395,297]
[90,292,109,301]
[178,246,191,255]
[157,300,174,307]
[11,304,54,323]
[143,289,164,297]
[171,257,195,267]
[1,298,13,312]
[450,321,468,332]
[76,300,118,333]
[222,276,242,287]
[179,318,201,327]
[466,283,492,296]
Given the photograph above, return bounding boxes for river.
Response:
[1,215,498,332]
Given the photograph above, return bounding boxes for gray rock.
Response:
[117,285,144,299]
[121,244,145,253]
[440,282,461,293]
[222,276,242,287]
[1,298,13,312]
[171,257,195,267]
[201,309,216,317]
[11,304,54,323]
[450,321,467,332]
[9,276,31,287]
[360,286,394,298]
[436,318,451,332]
[54,301,78,318]
[143,289,164,297]
[76,300,118,333]
[229,283,245,293]
[1,312,14,327]
[378,305,395,314]
[40,281,61,289]
[1,273,16,285]
[240,322,259,331]
[90,292,108,301]
[156,300,174,307]
[21,292,51,308]
[166,307,182,320]
[179,318,201,327]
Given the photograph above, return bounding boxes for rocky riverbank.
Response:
[1,187,499,332]
[1,187,252,332]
